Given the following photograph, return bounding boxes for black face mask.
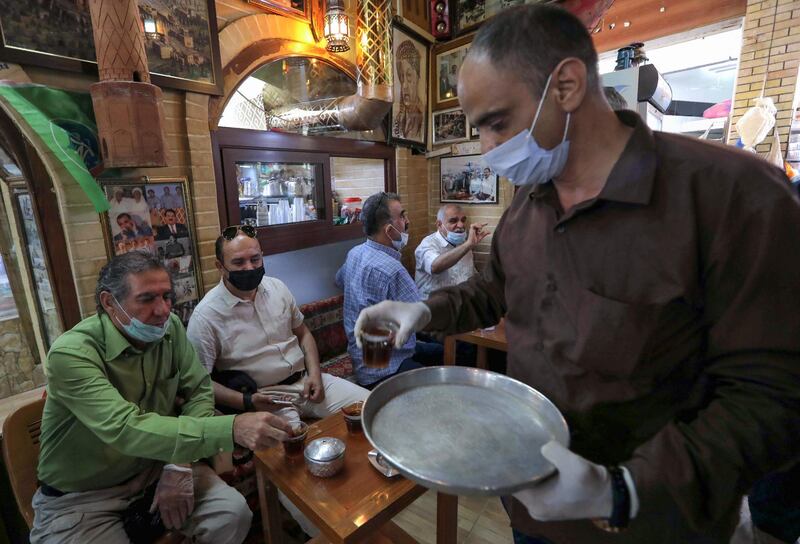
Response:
[225,265,265,291]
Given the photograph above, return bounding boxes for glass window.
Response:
[236,161,321,227]
[0,253,19,321]
[15,191,62,346]
[330,157,386,226]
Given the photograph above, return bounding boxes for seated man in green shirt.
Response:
[31,252,292,544]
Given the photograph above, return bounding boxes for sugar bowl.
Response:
[304,437,346,477]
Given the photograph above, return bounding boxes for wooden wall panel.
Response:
[400,0,431,34]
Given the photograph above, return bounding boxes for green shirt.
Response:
[38,313,235,492]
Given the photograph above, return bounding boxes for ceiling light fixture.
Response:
[324,0,350,53]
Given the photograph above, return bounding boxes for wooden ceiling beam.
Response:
[591,0,747,53]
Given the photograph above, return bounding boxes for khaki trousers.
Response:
[30,463,252,544]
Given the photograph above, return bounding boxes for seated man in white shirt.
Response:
[187,226,369,538]
[415,204,489,300]
[187,225,368,425]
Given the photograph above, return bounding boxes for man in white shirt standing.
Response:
[415,204,489,300]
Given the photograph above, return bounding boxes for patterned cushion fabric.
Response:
[299,295,348,361]
[318,352,356,383]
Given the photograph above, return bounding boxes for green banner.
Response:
[0,83,108,212]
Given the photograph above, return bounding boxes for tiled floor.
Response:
[394,491,513,544]
[270,490,513,544]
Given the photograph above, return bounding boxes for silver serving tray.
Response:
[362,366,569,496]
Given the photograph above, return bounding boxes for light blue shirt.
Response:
[336,239,420,385]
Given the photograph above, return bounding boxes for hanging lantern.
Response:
[324,0,350,53]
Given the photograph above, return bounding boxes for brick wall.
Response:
[331,157,385,202]
[728,0,800,154]
[396,147,430,273]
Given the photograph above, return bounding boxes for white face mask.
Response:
[482,73,571,186]
[389,224,409,251]
[442,227,467,245]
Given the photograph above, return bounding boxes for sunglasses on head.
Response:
[221,225,257,241]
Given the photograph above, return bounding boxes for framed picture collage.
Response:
[100,177,202,325]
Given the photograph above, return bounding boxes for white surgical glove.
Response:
[150,464,195,530]
[512,441,638,522]
[354,301,431,349]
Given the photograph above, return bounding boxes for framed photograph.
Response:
[456,0,547,34]
[249,0,309,23]
[432,34,472,110]
[389,25,428,149]
[433,107,469,145]
[0,0,223,95]
[441,154,498,204]
[100,177,202,324]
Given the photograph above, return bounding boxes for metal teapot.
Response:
[286,177,308,197]
[262,178,286,197]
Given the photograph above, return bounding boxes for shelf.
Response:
[239,195,311,202]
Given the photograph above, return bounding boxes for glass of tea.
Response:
[361,325,395,368]
[283,422,309,456]
[341,401,364,433]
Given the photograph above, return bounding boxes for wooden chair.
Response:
[2,397,44,527]
[1,398,183,543]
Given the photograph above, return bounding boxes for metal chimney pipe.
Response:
[265,0,393,133]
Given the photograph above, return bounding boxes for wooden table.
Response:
[255,413,459,544]
[443,320,507,369]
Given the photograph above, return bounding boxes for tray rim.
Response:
[362,366,570,496]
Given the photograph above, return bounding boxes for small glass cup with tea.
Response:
[341,401,364,433]
[360,324,396,368]
[283,422,309,456]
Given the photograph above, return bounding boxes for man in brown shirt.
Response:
[355,5,800,544]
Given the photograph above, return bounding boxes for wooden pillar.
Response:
[88,0,168,167]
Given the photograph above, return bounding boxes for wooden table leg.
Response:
[443,336,456,365]
[476,346,488,370]
[256,463,284,544]
[436,492,458,544]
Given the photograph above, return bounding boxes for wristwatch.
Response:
[242,391,255,412]
[592,466,630,532]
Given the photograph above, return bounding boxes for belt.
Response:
[40,483,67,497]
[277,371,303,386]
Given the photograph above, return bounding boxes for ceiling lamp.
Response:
[142,16,163,40]
[324,0,350,53]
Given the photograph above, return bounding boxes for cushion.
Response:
[319,352,356,383]
[300,295,348,360]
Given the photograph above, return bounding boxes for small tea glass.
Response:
[341,401,364,433]
[283,422,310,456]
[360,324,396,368]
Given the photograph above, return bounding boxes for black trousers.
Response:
[749,460,800,543]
